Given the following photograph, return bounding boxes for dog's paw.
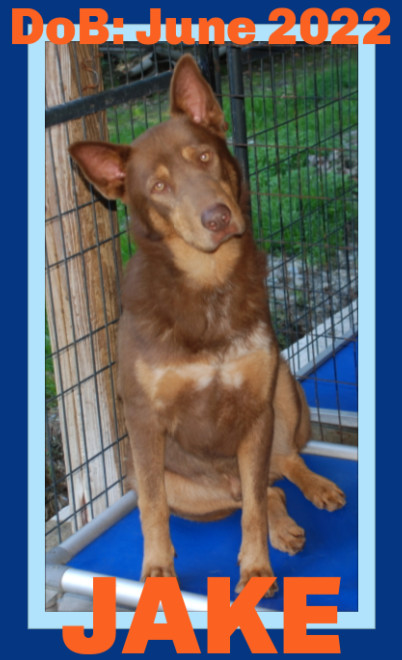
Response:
[308,478,346,512]
[141,563,177,580]
[270,518,306,556]
[235,568,278,598]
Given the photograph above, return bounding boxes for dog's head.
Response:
[69,55,247,253]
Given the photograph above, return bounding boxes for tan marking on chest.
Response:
[135,359,214,408]
[135,323,272,408]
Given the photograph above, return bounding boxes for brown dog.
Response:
[69,54,345,597]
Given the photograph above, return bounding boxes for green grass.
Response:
[45,316,57,404]
[222,48,358,260]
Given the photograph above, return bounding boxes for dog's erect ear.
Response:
[69,141,131,200]
[170,54,227,136]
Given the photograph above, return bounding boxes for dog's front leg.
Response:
[236,408,278,597]
[124,408,176,580]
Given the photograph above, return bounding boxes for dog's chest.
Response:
[134,322,273,411]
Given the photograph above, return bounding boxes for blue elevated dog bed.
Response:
[66,450,357,612]
[300,337,358,413]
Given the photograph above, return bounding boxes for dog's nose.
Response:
[201,204,231,232]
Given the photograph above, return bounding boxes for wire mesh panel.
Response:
[226,45,358,444]
[45,43,358,547]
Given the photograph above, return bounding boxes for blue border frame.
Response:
[28,25,374,632]
[6,0,400,655]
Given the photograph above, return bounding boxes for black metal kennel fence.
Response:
[45,42,358,554]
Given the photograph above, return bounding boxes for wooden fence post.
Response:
[45,43,126,529]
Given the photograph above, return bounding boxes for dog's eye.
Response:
[152,181,166,193]
[200,151,211,163]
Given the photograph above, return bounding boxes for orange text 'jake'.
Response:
[62,576,341,654]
